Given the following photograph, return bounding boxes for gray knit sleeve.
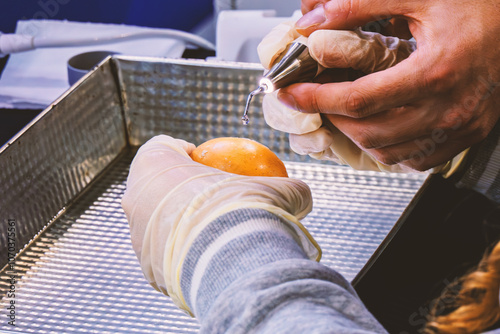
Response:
[180,208,387,334]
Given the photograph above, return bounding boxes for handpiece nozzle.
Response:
[261,42,318,92]
[242,41,318,125]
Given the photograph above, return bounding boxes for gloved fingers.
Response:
[127,135,196,180]
[122,135,321,315]
[263,90,410,172]
[123,135,194,223]
[257,21,302,69]
[361,135,468,173]
[287,125,375,169]
[289,128,342,164]
[123,135,198,216]
[262,91,322,134]
[324,128,410,172]
[319,120,410,172]
[308,147,343,163]
[286,122,410,173]
[123,135,230,259]
[289,127,334,155]
[323,111,470,173]
[307,29,416,74]
[324,106,442,151]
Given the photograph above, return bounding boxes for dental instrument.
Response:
[242,39,318,125]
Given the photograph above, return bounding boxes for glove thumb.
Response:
[258,21,302,69]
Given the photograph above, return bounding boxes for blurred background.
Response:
[0,0,300,145]
[0,0,214,35]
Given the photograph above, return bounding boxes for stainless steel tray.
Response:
[0,56,427,333]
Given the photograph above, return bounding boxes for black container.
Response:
[353,174,499,333]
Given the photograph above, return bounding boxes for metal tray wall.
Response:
[114,57,306,162]
[0,62,126,262]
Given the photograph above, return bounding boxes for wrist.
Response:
[179,208,311,319]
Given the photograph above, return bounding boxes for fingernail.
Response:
[296,5,326,29]
[278,91,300,111]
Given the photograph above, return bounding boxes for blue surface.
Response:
[0,1,214,146]
[0,0,213,33]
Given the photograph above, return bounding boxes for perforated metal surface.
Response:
[0,56,428,333]
[0,148,426,333]
[0,61,125,259]
[114,57,304,163]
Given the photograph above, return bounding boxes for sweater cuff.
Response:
[179,208,309,320]
[456,120,500,203]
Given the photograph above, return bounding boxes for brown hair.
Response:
[423,241,500,333]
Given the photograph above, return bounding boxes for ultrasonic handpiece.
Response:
[242,40,319,125]
[259,42,318,93]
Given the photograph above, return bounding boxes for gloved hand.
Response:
[259,22,466,174]
[121,135,320,314]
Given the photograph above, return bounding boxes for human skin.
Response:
[277,0,500,171]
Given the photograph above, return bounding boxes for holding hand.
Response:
[259,22,430,172]
[277,0,500,171]
[121,135,320,314]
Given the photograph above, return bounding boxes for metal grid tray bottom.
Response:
[0,148,426,333]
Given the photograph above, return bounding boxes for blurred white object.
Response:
[216,10,302,63]
[0,20,187,109]
[215,0,300,17]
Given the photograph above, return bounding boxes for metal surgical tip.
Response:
[242,85,265,125]
[242,41,319,125]
[260,41,318,93]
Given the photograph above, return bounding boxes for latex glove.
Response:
[259,23,426,172]
[121,135,320,314]
[259,22,415,72]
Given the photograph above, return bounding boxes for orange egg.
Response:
[190,137,288,177]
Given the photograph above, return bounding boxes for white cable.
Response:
[0,29,215,57]
[0,33,35,57]
[34,29,216,51]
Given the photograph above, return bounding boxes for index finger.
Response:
[279,52,427,117]
[301,0,329,14]
[297,0,415,36]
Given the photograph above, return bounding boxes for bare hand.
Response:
[278,0,500,171]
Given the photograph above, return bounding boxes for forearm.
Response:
[456,120,500,203]
[180,208,387,334]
